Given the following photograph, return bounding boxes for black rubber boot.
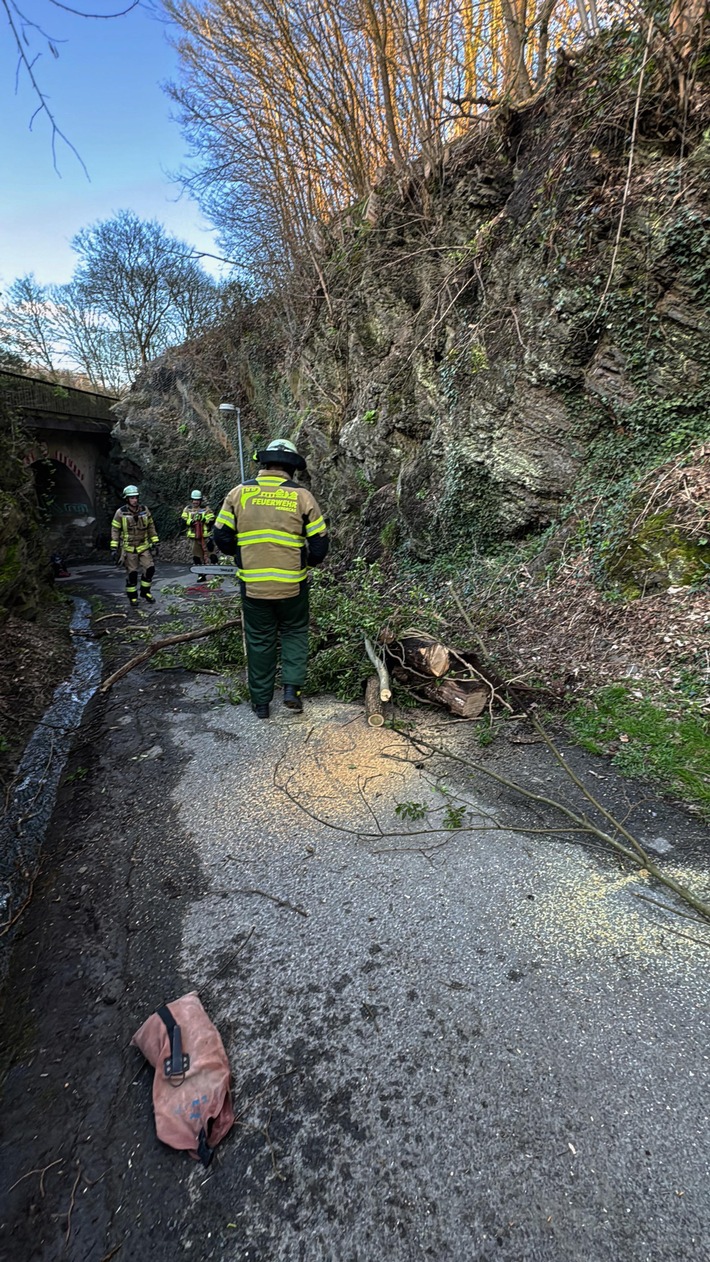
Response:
[252,702,270,719]
[283,685,303,712]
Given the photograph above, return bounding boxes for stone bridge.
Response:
[2,370,119,557]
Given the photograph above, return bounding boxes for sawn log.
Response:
[364,675,386,726]
[418,678,489,718]
[388,631,450,678]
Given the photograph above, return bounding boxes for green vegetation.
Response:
[566,684,710,811]
[152,601,246,679]
[0,393,50,620]
[307,557,440,699]
[561,206,710,593]
[601,509,710,598]
[395,800,427,821]
[63,766,88,784]
[215,673,249,705]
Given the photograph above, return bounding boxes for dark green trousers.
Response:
[242,588,310,704]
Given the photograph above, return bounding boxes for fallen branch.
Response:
[408,726,710,923]
[64,1164,82,1248]
[365,675,386,726]
[364,638,392,702]
[272,725,710,924]
[446,581,490,661]
[227,884,309,917]
[6,1157,62,1195]
[100,619,242,693]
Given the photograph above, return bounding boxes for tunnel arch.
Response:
[31,458,93,521]
[30,458,96,556]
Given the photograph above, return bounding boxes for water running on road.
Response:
[0,597,101,974]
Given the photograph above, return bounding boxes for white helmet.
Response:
[256,439,306,471]
[191,490,203,500]
[123,485,139,497]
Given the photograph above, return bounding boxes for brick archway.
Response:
[29,458,96,556]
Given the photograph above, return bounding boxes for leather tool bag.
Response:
[131,992,235,1166]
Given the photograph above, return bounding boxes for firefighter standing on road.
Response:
[111,485,159,607]
[214,440,329,719]
[181,490,216,582]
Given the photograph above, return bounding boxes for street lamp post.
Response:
[219,402,244,482]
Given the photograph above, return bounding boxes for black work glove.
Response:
[152,545,160,559]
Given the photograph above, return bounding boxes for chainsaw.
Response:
[189,565,239,576]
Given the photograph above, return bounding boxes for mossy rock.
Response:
[604,509,710,596]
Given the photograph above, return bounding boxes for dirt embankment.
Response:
[0,601,74,792]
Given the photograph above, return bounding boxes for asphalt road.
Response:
[0,563,708,1262]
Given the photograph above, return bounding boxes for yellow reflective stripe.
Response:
[305,516,325,536]
[239,538,302,549]
[256,475,287,485]
[238,527,301,539]
[237,531,303,546]
[216,508,236,528]
[239,568,307,582]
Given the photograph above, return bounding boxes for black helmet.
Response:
[255,439,306,472]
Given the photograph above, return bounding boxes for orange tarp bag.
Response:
[131,991,235,1167]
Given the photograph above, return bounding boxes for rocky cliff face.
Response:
[112,362,242,540]
[114,34,710,579]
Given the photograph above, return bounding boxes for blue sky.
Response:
[0,0,226,291]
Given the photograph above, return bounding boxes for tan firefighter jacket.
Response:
[214,472,328,599]
[181,503,215,540]
[111,504,159,555]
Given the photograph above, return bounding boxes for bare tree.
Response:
[166,0,600,280]
[71,209,219,370]
[51,279,127,392]
[0,274,57,372]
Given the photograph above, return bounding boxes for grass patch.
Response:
[566,684,710,811]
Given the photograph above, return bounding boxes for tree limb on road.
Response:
[100,618,242,693]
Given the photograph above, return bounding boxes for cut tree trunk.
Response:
[418,678,490,718]
[364,675,386,726]
[389,631,450,678]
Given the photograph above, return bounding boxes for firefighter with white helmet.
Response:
[214,439,329,718]
[181,489,216,582]
[110,485,159,607]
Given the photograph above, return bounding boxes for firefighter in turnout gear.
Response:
[214,440,329,718]
[111,486,160,607]
[181,490,216,581]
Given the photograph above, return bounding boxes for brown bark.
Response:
[388,632,451,678]
[365,675,386,726]
[418,678,489,719]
